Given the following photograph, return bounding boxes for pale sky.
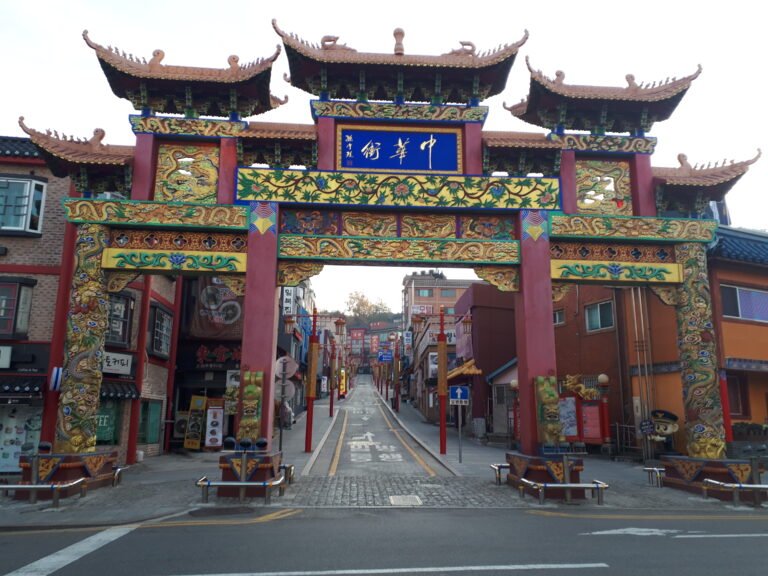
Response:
[2,1,765,312]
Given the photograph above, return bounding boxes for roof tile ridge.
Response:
[18,116,133,157]
[655,149,761,179]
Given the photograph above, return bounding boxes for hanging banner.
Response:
[224,370,240,415]
[189,277,244,339]
[184,395,207,450]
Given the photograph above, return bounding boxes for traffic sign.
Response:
[449,385,470,405]
[274,356,299,380]
[378,351,393,362]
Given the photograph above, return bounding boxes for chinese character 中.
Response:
[420,134,437,169]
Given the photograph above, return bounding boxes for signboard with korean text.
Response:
[337,125,462,173]
[205,405,224,448]
[102,351,133,375]
[582,403,602,441]
[184,395,207,450]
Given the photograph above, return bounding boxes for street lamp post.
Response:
[412,306,472,455]
[329,338,336,418]
[284,308,345,453]
[388,332,399,411]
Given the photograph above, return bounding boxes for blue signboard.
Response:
[449,385,470,405]
[337,125,461,174]
[378,351,393,362]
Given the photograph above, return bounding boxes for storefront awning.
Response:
[100,381,140,399]
[0,377,44,398]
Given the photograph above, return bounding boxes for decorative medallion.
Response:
[238,169,560,211]
[545,460,565,483]
[277,262,325,286]
[154,143,220,203]
[461,215,515,240]
[522,210,548,242]
[82,455,108,477]
[550,215,717,243]
[551,282,574,303]
[474,266,520,292]
[650,285,680,306]
[229,455,258,481]
[130,115,247,137]
[38,457,63,482]
[106,271,140,293]
[548,133,656,154]
[279,236,519,265]
[552,260,681,283]
[668,458,704,483]
[575,159,633,215]
[726,463,752,484]
[250,202,277,235]
[64,199,247,229]
[675,243,725,459]
[311,101,489,122]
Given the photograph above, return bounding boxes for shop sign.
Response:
[103,351,132,375]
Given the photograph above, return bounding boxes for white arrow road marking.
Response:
[6,524,139,576]
[351,432,375,442]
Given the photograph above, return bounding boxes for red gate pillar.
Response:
[514,210,557,455]
[239,201,280,448]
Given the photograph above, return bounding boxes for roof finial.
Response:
[394,28,405,56]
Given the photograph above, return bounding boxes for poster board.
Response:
[205,406,224,448]
[184,395,207,450]
[558,397,578,437]
[581,403,602,441]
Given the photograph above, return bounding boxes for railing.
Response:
[702,478,768,506]
[643,467,665,487]
[490,463,509,485]
[195,473,286,505]
[519,477,609,505]
[1,477,87,508]
[112,467,126,487]
[614,423,643,460]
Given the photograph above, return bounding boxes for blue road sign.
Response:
[378,351,393,362]
[449,385,470,405]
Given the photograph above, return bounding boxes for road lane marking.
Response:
[674,533,768,538]
[5,524,138,576]
[173,563,609,575]
[302,409,339,476]
[143,508,302,528]
[529,510,768,521]
[328,409,349,476]
[378,404,436,477]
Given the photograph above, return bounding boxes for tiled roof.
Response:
[243,122,316,140]
[18,117,133,167]
[83,30,280,83]
[709,226,768,266]
[511,57,702,109]
[482,131,561,149]
[0,136,41,159]
[653,151,761,187]
[273,20,527,69]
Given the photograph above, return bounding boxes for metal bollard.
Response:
[30,453,40,505]
[562,454,571,504]
[538,485,546,505]
[202,482,209,503]
[52,485,60,508]
[239,450,248,503]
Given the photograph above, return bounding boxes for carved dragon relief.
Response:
[474,266,519,292]
[106,271,139,293]
[278,262,324,287]
[551,282,574,303]
[650,285,680,306]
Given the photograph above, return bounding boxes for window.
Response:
[149,304,173,358]
[585,301,614,332]
[0,278,36,338]
[721,285,768,323]
[727,374,750,418]
[444,307,455,315]
[137,400,162,444]
[0,176,46,234]
[440,288,456,297]
[553,309,565,326]
[96,399,122,445]
[106,293,133,347]
[417,289,433,297]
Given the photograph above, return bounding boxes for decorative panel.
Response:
[551,260,682,283]
[64,199,247,229]
[103,249,246,272]
[238,169,560,210]
[154,143,220,203]
[109,230,247,252]
[312,101,489,122]
[575,159,632,215]
[343,212,398,236]
[280,210,340,235]
[550,215,717,243]
[548,134,656,154]
[550,242,674,263]
[279,235,519,265]
[401,214,454,238]
[130,115,247,137]
[460,215,515,240]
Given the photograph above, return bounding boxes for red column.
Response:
[217,138,238,204]
[305,309,319,452]
[127,276,152,465]
[41,182,79,444]
[560,150,578,214]
[329,341,335,417]
[463,123,483,174]
[240,202,279,448]
[163,278,184,453]
[630,154,656,216]
[131,133,158,201]
[514,210,557,455]
[438,307,448,454]
[316,117,335,170]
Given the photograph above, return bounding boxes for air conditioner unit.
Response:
[173,412,189,439]
[97,191,126,200]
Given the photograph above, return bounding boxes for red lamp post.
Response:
[412,307,472,455]
[597,373,611,448]
[329,338,336,418]
[283,308,345,453]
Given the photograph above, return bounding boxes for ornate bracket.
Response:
[474,266,519,292]
[551,281,574,303]
[219,275,246,296]
[278,261,324,286]
[106,271,140,293]
[650,285,680,306]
